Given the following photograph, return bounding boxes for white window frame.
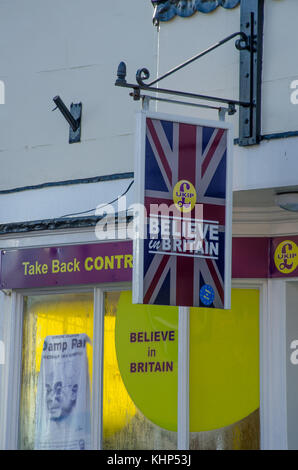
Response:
[233,278,288,450]
[1,279,274,450]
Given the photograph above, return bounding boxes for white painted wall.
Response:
[0,178,134,224]
[156,2,298,134]
[155,7,241,127]
[1,2,298,196]
[262,0,298,136]
[0,0,157,190]
[1,2,298,211]
[155,2,298,192]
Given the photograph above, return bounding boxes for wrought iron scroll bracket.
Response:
[115,0,264,146]
[115,31,250,109]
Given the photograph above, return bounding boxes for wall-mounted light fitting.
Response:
[52,95,82,144]
[275,192,298,212]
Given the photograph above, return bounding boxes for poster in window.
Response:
[34,333,91,450]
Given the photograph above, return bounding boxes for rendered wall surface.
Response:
[0,0,157,190]
[155,1,298,191]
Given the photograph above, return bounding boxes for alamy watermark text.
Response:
[0,80,4,104]
[0,340,5,365]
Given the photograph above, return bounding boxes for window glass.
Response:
[19,292,93,450]
[102,291,177,449]
[189,288,260,449]
[19,287,259,450]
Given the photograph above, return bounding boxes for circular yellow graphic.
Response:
[274,240,298,274]
[173,179,196,213]
[115,290,259,433]
[115,292,178,431]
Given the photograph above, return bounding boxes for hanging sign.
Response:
[133,111,233,309]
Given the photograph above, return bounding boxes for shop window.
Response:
[102,291,178,449]
[189,288,260,450]
[18,287,259,450]
[19,292,93,450]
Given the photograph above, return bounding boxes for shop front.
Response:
[1,231,295,450]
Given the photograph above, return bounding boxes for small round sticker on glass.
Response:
[200,284,215,306]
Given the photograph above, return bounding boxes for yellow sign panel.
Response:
[115,289,259,432]
[274,240,298,274]
[189,288,260,431]
[115,291,178,431]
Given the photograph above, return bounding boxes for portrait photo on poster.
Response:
[34,333,92,450]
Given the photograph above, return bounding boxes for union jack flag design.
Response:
[136,115,231,309]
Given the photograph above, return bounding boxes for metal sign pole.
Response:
[178,306,190,450]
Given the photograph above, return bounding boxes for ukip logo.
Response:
[173,179,197,213]
[274,240,298,274]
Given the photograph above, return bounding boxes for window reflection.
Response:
[102,291,177,450]
[19,293,93,450]
[189,288,260,449]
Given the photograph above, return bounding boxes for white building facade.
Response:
[0,0,298,450]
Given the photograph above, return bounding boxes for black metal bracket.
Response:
[115,31,249,115]
[115,0,264,146]
[68,103,82,144]
[52,96,82,144]
[238,0,264,146]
